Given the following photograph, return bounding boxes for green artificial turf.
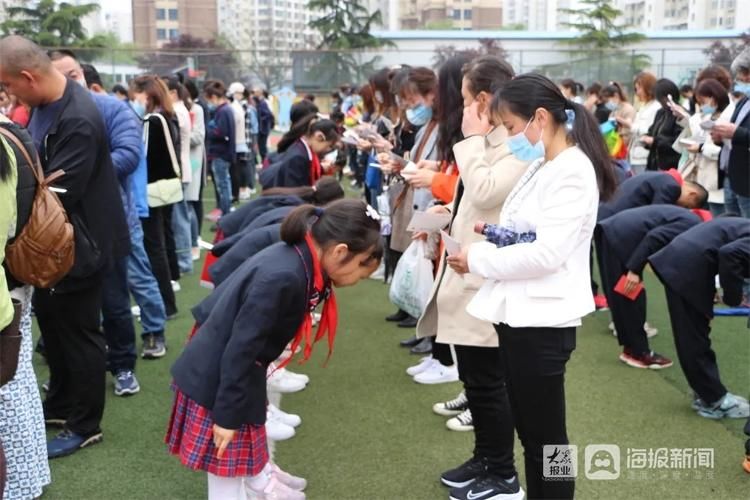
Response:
[32,201,749,499]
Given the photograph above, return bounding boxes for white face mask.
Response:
[374,91,384,104]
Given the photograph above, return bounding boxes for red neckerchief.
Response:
[310,152,322,186]
[276,233,338,370]
[665,168,683,186]
[691,209,713,222]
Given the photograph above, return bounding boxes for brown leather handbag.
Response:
[0,298,22,387]
[0,127,75,288]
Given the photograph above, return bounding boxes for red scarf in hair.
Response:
[277,233,338,369]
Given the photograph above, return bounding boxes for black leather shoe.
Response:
[410,337,432,355]
[385,309,409,322]
[400,335,421,348]
[398,315,418,328]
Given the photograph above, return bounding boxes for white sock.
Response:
[246,465,272,491]
[207,473,243,500]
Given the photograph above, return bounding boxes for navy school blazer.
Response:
[209,223,281,287]
[597,171,681,222]
[213,206,294,256]
[171,241,313,429]
[260,140,311,189]
[718,237,750,307]
[649,218,750,318]
[597,205,701,274]
[217,195,303,237]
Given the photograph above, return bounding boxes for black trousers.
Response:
[665,287,726,404]
[455,344,514,476]
[34,281,106,437]
[257,132,269,160]
[141,205,178,316]
[431,338,454,366]
[494,325,576,499]
[599,232,649,355]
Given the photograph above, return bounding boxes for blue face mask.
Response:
[207,103,217,112]
[131,101,146,118]
[406,103,433,126]
[734,81,750,96]
[507,118,545,162]
[604,101,618,111]
[701,104,716,115]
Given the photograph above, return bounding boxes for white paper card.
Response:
[407,211,452,232]
[441,230,461,256]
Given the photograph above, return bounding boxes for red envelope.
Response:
[614,274,644,300]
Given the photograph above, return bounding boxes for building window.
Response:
[169,28,179,39]
[464,8,472,19]
[157,28,167,40]
[156,8,166,20]
[169,9,178,20]
[452,8,461,19]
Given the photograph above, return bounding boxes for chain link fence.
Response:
[69,45,717,96]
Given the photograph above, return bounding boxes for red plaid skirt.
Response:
[165,387,269,477]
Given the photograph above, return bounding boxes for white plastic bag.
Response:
[388,240,434,319]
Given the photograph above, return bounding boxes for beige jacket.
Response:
[416,127,528,347]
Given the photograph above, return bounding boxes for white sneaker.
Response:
[446,409,474,432]
[171,280,181,293]
[368,261,385,281]
[265,419,296,441]
[239,188,251,201]
[247,474,305,499]
[268,368,307,393]
[191,247,201,261]
[284,369,310,385]
[433,390,469,417]
[413,361,459,385]
[406,356,434,376]
[271,463,307,491]
[268,403,302,428]
[131,305,141,317]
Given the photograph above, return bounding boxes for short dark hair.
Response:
[81,63,102,88]
[112,83,128,96]
[203,79,226,98]
[654,78,680,105]
[48,48,78,62]
[184,80,200,100]
[695,78,730,112]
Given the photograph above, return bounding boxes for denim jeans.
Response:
[128,220,167,339]
[171,190,194,274]
[723,178,750,218]
[102,256,137,374]
[188,201,200,247]
[212,158,233,215]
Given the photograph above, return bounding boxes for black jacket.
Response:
[646,107,683,171]
[213,206,294,256]
[649,218,750,318]
[718,236,750,307]
[172,242,312,429]
[724,97,750,197]
[217,194,303,237]
[144,112,181,183]
[597,205,701,274]
[34,79,129,291]
[260,141,311,189]
[209,223,281,286]
[597,171,682,221]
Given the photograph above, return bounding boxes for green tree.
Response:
[301,0,393,90]
[432,39,509,68]
[0,0,104,47]
[539,0,649,85]
[703,31,750,70]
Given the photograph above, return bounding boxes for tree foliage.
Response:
[432,39,509,68]
[559,0,645,49]
[703,31,750,70]
[0,0,106,48]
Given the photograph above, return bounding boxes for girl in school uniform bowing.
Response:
[263,115,340,188]
[447,74,617,500]
[166,199,382,500]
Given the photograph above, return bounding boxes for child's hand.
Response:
[212,424,237,459]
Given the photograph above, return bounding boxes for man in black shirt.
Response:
[0,35,130,458]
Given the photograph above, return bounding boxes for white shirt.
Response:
[629,100,662,165]
[230,100,248,154]
[465,146,599,328]
[173,101,192,184]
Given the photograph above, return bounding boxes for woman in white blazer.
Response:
[447,74,617,500]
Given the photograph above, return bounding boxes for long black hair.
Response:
[262,177,344,205]
[276,114,340,153]
[462,55,515,97]
[492,73,617,201]
[436,54,471,165]
[280,199,383,266]
[654,78,680,107]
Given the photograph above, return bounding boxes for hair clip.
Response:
[365,204,381,221]
[565,109,576,131]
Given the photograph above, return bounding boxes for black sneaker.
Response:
[449,474,524,500]
[385,309,409,322]
[142,335,167,359]
[441,456,487,488]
